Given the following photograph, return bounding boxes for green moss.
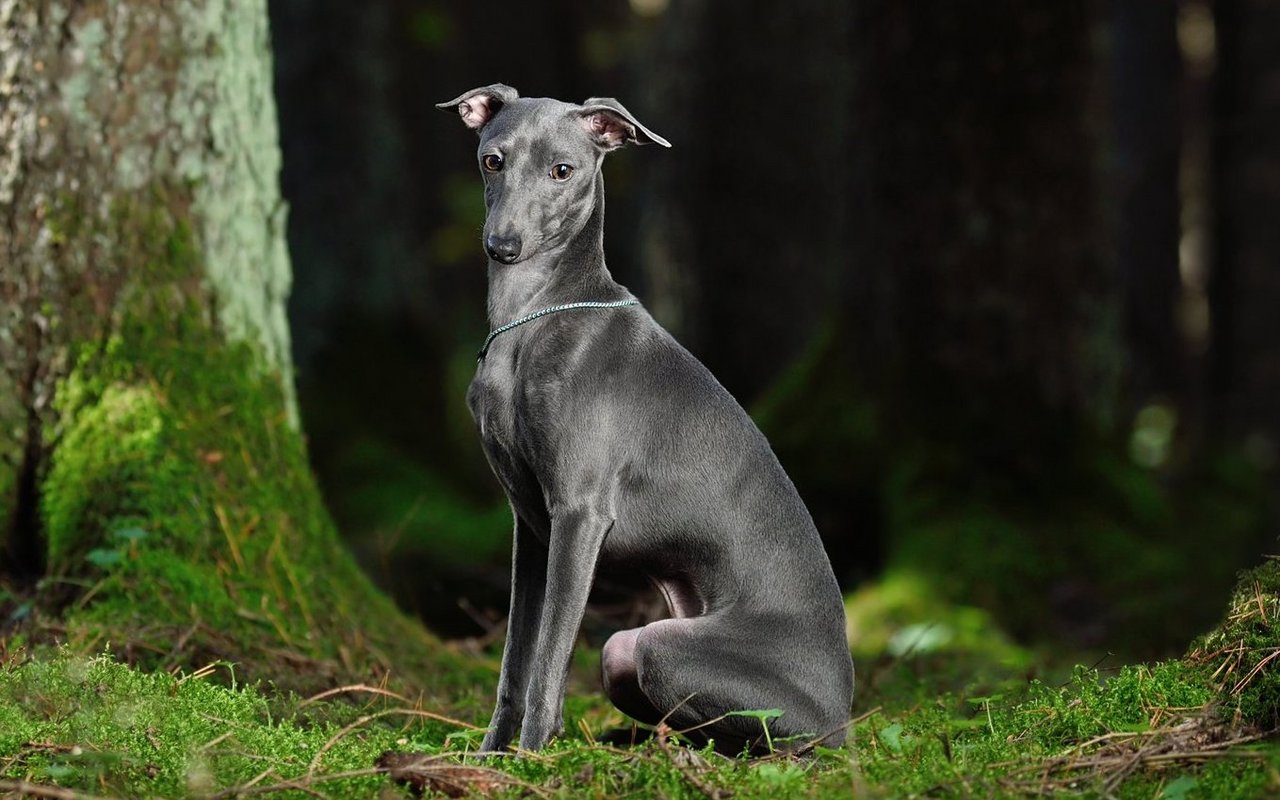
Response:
[1191,558,1280,728]
[40,317,458,694]
[29,185,465,699]
[3,642,1276,799]
[850,656,1270,798]
[0,652,402,797]
[1013,662,1214,747]
[42,382,202,566]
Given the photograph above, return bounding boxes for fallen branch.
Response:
[0,779,109,800]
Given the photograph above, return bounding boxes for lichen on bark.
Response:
[2,0,294,452]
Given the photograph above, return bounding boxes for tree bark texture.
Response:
[2,0,292,557]
[0,0,437,690]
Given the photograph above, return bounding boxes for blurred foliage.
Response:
[330,436,510,566]
[886,446,1267,656]
[408,4,454,51]
[429,172,487,268]
[755,322,1270,659]
[845,570,1030,667]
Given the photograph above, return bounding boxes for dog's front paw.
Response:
[516,712,563,752]
[478,712,520,754]
[477,731,511,755]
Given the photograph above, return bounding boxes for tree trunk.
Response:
[0,0,438,691]
[1209,1,1280,457]
[1108,0,1184,410]
[1209,0,1280,544]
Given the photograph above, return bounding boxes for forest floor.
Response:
[3,567,1280,800]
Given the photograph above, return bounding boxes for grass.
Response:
[2,625,1278,800]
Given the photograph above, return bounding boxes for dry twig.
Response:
[298,683,409,708]
[0,779,109,800]
[1000,710,1272,796]
[653,723,733,800]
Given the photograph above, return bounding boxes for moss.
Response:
[27,184,470,700]
[1013,662,1215,747]
[1190,558,1280,729]
[39,316,463,695]
[3,642,1276,799]
[0,652,401,797]
[850,655,1270,798]
[42,382,199,566]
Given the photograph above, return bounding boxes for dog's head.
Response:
[437,84,670,265]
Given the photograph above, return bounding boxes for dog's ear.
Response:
[578,97,671,150]
[436,84,519,131]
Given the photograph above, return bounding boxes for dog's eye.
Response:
[550,163,574,181]
[482,154,504,172]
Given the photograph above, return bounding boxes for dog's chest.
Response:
[468,362,519,455]
[467,358,544,510]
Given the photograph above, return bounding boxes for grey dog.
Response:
[438,84,853,755]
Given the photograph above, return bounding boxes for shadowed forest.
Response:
[276,0,1277,656]
[3,0,1280,797]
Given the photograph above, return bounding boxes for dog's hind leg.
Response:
[602,627,663,724]
[608,617,847,755]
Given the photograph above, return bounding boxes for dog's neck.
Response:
[484,173,619,327]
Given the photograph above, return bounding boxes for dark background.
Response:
[267,0,1280,658]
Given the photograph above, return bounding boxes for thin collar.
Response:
[477,299,640,361]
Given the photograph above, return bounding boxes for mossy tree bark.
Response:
[0,1,450,693]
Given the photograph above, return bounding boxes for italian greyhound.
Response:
[438,84,853,755]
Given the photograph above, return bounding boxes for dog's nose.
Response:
[485,234,522,264]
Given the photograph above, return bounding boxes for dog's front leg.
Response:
[480,516,547,753]
[518,506,612,751]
